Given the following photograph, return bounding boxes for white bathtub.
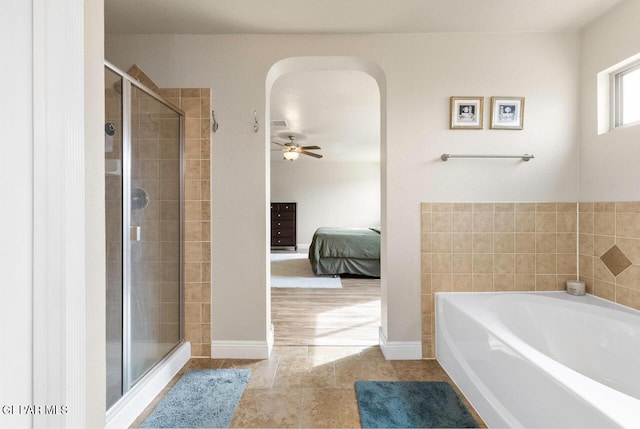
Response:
[436,292,640,428]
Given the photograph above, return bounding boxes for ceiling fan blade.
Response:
[299,145,321,150]
[300,150,323,159]
[270,141,285,146]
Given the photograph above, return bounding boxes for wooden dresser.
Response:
[271,202,296,250]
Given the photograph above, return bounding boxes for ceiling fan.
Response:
[271,135,323,161]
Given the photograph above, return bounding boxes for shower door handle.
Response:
[130,226,141,241]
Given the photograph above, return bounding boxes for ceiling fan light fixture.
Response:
[283,151,299,161]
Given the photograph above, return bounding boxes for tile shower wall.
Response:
[420,202,577,358]
[129,85,182,352]
[128,65,212,357]
[158,87,212,357]
[578,202,640,312]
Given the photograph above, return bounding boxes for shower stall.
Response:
[104,63,185,411]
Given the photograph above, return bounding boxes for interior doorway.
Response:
[266,60,385,347]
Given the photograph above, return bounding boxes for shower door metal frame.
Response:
[105,61,185,399]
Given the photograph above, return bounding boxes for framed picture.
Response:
[490,97,524,130]
[450,97,484,129]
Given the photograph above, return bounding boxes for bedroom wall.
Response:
[271,161,380,249]
[106,31,579,353]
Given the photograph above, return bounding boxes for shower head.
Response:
[105,122,116,136]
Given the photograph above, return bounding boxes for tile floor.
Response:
[130,345,486,428]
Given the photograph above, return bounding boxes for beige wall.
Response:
[106,31,580,348]
[105,6,640,360]
[580,0,640,201]
[396,3,640,362]
[420,202,577,358]
[422,0,640,357]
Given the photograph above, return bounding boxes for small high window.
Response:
[612,61,640,129]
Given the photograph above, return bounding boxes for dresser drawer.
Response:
[272,211,295,221]
[271,237,295,246]
[272,220,294,230]
[271,203,296,212]
[272,228,294,238]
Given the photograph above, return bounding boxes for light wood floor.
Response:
[271,277,381,346]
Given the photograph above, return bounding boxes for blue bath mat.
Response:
[140,369,250,428]
[355,381,479,428]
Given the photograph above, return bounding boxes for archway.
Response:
[265,57,388,352]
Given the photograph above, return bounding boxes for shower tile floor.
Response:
[130,345,487,428]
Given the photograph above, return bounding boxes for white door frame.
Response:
[32,0,89,426]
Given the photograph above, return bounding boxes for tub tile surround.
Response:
[579,202,640,311]
[421,202,578,358]
[422,201,640,358]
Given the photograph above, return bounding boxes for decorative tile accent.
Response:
[573,202,640,308]
[600,245,632,277]
[423,199,640,357]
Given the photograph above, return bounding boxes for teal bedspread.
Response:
[308,227,380,277]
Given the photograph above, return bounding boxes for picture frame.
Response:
[450,97,484,129]
[490,97,524,130]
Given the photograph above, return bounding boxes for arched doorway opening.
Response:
[265,57,388,351]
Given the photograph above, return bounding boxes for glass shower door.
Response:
[126,85,183,387]
[105,67,124,409]
[105,64,184,409]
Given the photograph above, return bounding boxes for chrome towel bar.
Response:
[441,153,534,162]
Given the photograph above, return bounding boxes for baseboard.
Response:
[105,341,191,429]
[296,243,310,252]
[211,327,274,359]
[379,327,422,360]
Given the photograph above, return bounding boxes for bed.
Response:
[308,227,380,277]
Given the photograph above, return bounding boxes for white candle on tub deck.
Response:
[566,280,586,296]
